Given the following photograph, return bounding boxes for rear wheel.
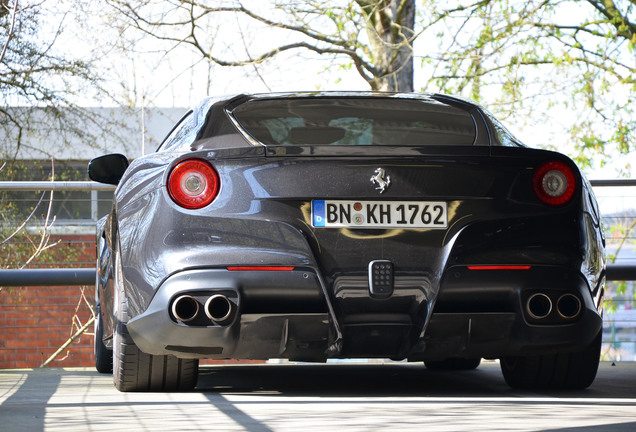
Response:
[425,357,481,371]
[500,331,602,390]
[112,249,199,392]
[113,320,199,392]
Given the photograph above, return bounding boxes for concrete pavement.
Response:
[1,361,635,431]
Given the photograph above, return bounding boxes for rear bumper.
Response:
[411,309,602,361]
[410,264,603,359]
[126,268,330,359]
[126,265,603,360]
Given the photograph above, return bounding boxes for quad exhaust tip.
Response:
[171,293,236,325]
[205,294,234,325]
[526,292,582,321]
[171,295,200,323]
[557,293,582,319]
[527,293,552,319]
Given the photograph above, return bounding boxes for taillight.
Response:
[467,265,531,271]
[226,266,295,271]
[168,159,220,209]
[533,160,576,206]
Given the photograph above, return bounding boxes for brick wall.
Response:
[0,234,95,369]
[0,285,95,369]
[0,234,259,369]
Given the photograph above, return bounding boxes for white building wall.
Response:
[2,107,188,160]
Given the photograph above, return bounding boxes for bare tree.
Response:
[1,0,132,160]
[106,0,418,91]
[105,0,635,171]
[1,1,126,367]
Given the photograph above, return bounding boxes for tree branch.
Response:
[0,0,18,64]
[586,0,636,40]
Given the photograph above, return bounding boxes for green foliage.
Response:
[423,0,635,171]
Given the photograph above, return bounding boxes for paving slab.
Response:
[1,361,635,431]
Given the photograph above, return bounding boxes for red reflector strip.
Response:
[226,266,295,271]
[467,265,532,271]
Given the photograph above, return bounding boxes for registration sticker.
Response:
[312,200,447,229]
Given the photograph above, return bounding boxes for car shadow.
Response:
[197,362,514,397]
[196,361,636,398]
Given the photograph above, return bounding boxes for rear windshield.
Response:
[230,97,476,146]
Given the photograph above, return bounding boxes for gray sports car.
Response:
[89,92,605,392]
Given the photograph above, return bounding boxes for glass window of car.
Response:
[231,97,477,146]
[482,109,526,147]
[157,110,196,151]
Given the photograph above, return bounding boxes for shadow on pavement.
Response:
[196,362,636,398]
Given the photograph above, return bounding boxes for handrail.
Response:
[606,265,636,281]
[0,268,96,286]
[590,179,636,187]
[0,180,634,283]
[0,181,115,191]
[0,179,634,191]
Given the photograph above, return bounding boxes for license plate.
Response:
[312,200,447,229]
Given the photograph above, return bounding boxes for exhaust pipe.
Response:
[557,294,582,319]
[527,293,552,319]
[205,294,234,325]
[171,295,200,323]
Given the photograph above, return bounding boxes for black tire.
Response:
[425,357,481,371]
[94,306,113,374]
[113,321,199,392]
[112,249,199,392]
[500,331,602,390]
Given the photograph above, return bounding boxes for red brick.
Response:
[9,353,26,361]
[5,340,30,348]
[42,326,69,333]
[71,353,93,361]
[34,318,59,326]
[36,336,61,346]
[2,235,99,368]
[15,319,39,326]
[17,331,40,340]
[57,288,81,296]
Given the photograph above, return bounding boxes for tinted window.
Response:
[157,110,196,151]
[231,97,476,146]
[482,109,526,147]
[492,119,525,147]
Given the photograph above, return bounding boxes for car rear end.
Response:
[124,94,604,367]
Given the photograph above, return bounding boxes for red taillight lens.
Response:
[226,266,295,271]
[168,159,220,209]
[467,265,531,271]
[533,160,576,206]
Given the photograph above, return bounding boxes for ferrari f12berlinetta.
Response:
[89,92,605,392]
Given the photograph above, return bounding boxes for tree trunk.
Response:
[363,0,415,92]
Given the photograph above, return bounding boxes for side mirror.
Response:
[88,154,129,185]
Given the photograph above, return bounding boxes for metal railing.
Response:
[0,181,116,191]
[0,268,96,285]
[0,180,635,285]
[1,179,635,360]
[589,179,636,187]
